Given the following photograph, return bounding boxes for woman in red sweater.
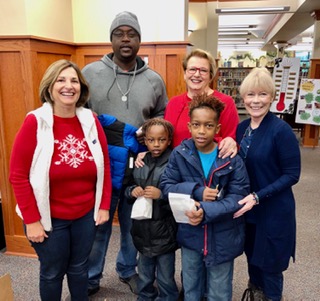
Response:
[165,49,239,155]
[9,59,112,301]
[135,49,238,168]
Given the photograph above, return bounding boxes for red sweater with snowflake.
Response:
[10,114,112,224]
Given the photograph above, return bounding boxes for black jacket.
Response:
[125,149,178,257]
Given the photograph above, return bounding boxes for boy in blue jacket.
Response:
[160,94,250,301]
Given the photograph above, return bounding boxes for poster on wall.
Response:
[295,79,320,125]
[270,57,301,114]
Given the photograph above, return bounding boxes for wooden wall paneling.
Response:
[302,58,320,147]
[75,44,113,68]
[0,36,77,256]
[0,36,191,256]
[0,46,38,257]
[154,42,191,99]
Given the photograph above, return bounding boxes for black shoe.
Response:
[177,289,184,301]
[88,286,100,296]
[119,273,139,295]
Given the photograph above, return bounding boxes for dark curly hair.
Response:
[142,118,174,141]
[188,94,225,122]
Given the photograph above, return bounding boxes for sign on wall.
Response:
[270,57,301,114]
[295,79,320,125]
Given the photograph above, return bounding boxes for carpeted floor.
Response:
[0,141,319,301]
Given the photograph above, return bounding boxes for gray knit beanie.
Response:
[109,11,141,41]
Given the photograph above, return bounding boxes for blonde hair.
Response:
[239,67,276,99]
[39,59,89,107]
[182,49,217,82]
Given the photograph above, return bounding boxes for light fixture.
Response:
[219,27,256,32]
[219,38,249,41]
[218,31,250,36]
[218,41,250,45]
[219,25,257,29]
[302,37,313,43]
[215,6,290,14]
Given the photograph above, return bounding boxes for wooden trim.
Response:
[302,58,320,147]
[0,36,191,256]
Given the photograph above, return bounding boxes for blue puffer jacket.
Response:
[160,139,250,266]
[98,114,146,190]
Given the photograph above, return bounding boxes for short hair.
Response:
[182,49,217,82]
[239,67,276,99]
[188,94,225,122]
[39,59,89,107]
[142,118,174,141]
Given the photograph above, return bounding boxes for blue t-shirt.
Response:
[198,147,218,179]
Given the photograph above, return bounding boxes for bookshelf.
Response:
[217,66,308,114]
[217,67,253,111]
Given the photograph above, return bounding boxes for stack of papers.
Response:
[168,193,196,223]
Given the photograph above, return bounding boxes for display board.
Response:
[295,79,320,125]
[270,57,301,114]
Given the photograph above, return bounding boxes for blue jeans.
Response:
[31,209,96,301]
[248,264,283,301]
[88,187,137,288]
[181,247,234,301]
[137,252,179,301]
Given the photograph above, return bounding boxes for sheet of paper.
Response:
[168,192,196,223]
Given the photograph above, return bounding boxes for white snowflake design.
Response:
[54,134,94,168]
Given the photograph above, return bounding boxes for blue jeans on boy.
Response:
[248,264,283,301]
[88,187,138,289]
[181,246,234,301]
[137,252,179,301]
[31,209,96,301]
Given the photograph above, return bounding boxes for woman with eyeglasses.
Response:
[234,67,301,301]
[164,48,239,157]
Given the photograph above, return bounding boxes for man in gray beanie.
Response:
[82,11,168,297]
[109,11,141,41]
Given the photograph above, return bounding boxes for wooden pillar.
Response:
[0,36,190,256]
[302,10,320,147]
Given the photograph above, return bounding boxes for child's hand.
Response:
[144,186,161,199]
[202,186,219,202]
[186,201,203,225]
[131,186,144,198]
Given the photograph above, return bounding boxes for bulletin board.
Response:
[295,79,320,125]
[270,57,301,114]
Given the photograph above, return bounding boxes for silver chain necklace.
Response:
[113,63,137,102]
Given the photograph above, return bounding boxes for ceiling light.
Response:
[219,27,255,32]
[219,25,256,29]
[216,6,290,14]
[219,38,249,41]
[302,37,313,43]
[247,41,265,44]
[218,31,250,35]
[219,41,250,45]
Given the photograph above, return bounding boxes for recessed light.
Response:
[216,6,290,14]
[218,32,251,35]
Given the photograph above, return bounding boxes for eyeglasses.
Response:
[112,30,139,39]
[245,92,270,100]
[186,67,210,75]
